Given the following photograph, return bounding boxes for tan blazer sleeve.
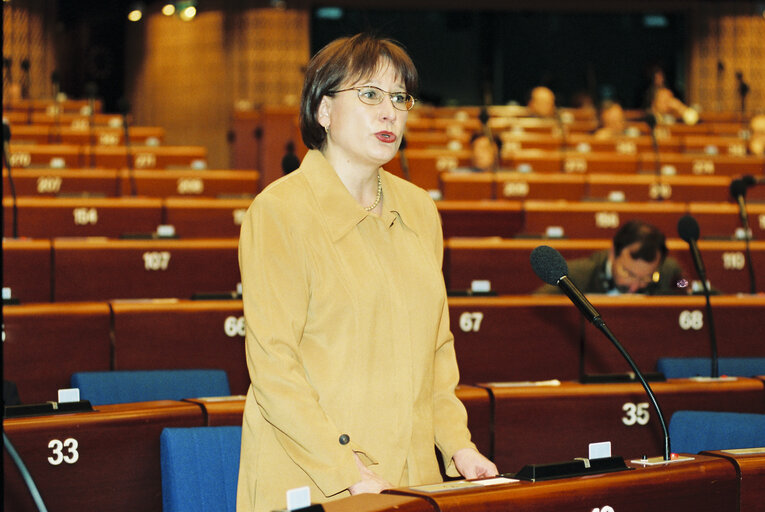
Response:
[426,198,477,476]
[239,194,361,497]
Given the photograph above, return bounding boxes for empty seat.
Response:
[71,369,230,405]
[656,357,765,379]
[669,410,765,454]
[160,426,242,512]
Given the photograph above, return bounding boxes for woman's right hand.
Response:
[348,452,393,495]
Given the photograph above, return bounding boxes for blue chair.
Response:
[656,357,765,379]
[71,369,230,405]
[669,410,765,454]
[160,426,242,512]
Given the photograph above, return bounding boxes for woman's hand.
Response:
[348,452,393,495]
[452,447,499,480]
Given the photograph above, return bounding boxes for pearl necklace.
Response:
[364,173,383,211]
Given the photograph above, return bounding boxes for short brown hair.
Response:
[299,33,418,150]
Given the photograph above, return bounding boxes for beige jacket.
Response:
[236,150,475,512]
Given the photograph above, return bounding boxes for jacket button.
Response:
[339,434,350,445]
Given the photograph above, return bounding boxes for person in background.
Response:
[593,101,628,139]
[651,87,698,126]
[535,220,686,295]
[748,114,765,156]
[237,33,497,512]
[451,131,503,173]
[526,86,557,119]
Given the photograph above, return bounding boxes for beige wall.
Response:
[125,4,309,169]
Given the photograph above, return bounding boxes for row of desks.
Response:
[2,168,259,198]
[3,197,765,240]
[7,143,207,170]
[4,383,765,512]
[4,296,765,403]
[9,124,167,146]
[4,236,763,304]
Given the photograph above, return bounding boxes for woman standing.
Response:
[237,33,497,512]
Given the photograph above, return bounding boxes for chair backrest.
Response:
[656,357,765,379]
[669,410,765,454]
[71,369,230,405]
[161,426,242,512]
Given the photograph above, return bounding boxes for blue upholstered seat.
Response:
[656,357,765,379]
[70,369,230,405]
[669,410,765,454]
[160,426,242,512]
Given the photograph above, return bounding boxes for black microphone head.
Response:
[741,175,756,188]
[730,178,747,199]
[530,245,568,285]
[3,119,11,142]
[398,134,407,151]
[645,112,657,129]
[677,215,700,243]
[478,107,490,126]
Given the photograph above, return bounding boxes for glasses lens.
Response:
[357,87,383,105]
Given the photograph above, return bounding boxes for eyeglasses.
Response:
[331,86,415,111]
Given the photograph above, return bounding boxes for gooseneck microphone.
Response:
[530,245,671,461]
[118,98,137,196]
[730,178,756,294]
[398,134,410,181]
[3,120,19,238]
[677,215,719,378]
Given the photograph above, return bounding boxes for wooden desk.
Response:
[3,196,163,238]
[120,169,259,198]
[87,145,208,170]
[385,454,737,512]
[444,238,765,295]
[111,300,249,395]
[163,197,253,238]
[586,174,733,203]
[447,295,765,384]
[704,448,765,512]
[2,238,52,303]
[638,153,764,177]
[3,401,205,512]
[2,302,112,404]
[690,202,765,240]
[440,172,586,201]
[386,149,473,191]
[522,200,687,238]
[3,168,119,197]
[437,201,523,239]
[8,143,83,168]
[485,379,765,471]
[52,238,239,301]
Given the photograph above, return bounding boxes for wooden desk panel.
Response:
[2,238,52,303]
[581,296,765,376]
[8,143,83,168]
[163,197,253,238]
[444,238,765,295]
[3,197,163,238]
[486,379,765,471]
[437,201,523,239]
[396,149,473,191]
[58,126,166,146]
[52,238,239,301]
[388,455,738,512]
[88,145,208,170]
[119,169,259,198]
[689,202,765,240]
[440,172,586,201]
[638,153,764,177]
[111,300,249,395]
[586,174,733,203]
[704,448,765,512]
[2,302,112,404]
[449,296,583,383]
[522,200,688,238]
[3,168,119,197]
[682,135,749,156]
[3,401,205,512]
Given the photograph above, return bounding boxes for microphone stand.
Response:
[732,183,757,294]
[479,106,499,200]
[3,122,19,238]
[120,101,137,196]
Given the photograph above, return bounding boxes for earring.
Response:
[324,125,329,134]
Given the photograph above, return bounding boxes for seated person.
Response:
[451,132,503,173]
[749,114,765,156]
[651,87,698,126]
[527,86,557,119]
[593,101,627,139]
[535,220,686,295]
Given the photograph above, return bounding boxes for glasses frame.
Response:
[331,86,416,111]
